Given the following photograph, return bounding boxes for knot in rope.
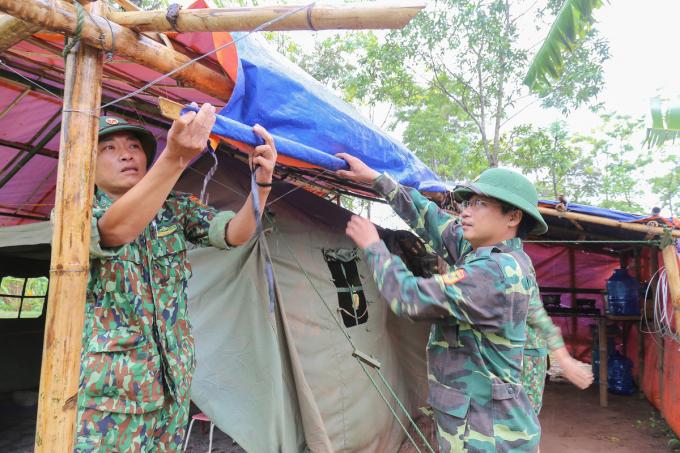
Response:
[63,0,85,58]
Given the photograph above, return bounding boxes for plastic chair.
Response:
[183,412,215,453]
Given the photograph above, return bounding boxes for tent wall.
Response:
[176,154,429,452]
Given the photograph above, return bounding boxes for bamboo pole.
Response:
[539,206,680,239]
[650,247,664,408]
[0,14,41,52]
[34,1,104,450]
[598,316,608,407]
[0,0,233,102]
[660,240,680,333]
[108,0,173,47]
[108,2,425,33]
[568,248,577,341]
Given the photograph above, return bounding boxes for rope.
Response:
[641,267,679,344]
[0,60,62,101]
[282,240,435,453]
[63,0,85,58]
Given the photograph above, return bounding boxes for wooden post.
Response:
[34,1,104,451]
[0,0,233,102]
[598,316,608,407]
[650,246,664,407]
[569,248,577,341]
[107,3,425,33]
[661,240,680,333]
[634,247,644,397]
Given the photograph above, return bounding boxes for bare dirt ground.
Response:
[2,382,677,452]
[399,381,678,453]
[540,382,677,452]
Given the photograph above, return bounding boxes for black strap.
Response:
[250,168,277,313]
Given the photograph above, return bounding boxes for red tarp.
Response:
[529,243,680,435]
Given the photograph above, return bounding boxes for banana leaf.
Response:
[524,0,605,93]
[644,97,680,147]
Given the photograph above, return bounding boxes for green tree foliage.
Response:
[509,121,598,201]
[572,113,650,213]
[0,276,48,318]
[276,1,609,179]
[525,0,607,108]
[648,154,679,218]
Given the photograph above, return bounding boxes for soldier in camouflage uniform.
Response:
[523,301,593,414]
[337,154,549,452]
[75,103,277,452]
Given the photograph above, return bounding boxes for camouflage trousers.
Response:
[522,353,548,415]
[74,392,190,452]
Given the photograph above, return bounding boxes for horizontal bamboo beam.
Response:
[107,2,425,33]
[0,14,41,52]
[539,206,680,239]
[0,0,233,102]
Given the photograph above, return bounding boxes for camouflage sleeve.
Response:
[88,207,122,258]
[373,174,464,261]
[527,293,565,351]
[363,240,508,330]
[179,194,236,249]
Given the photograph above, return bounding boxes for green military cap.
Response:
[453,167,548,235]
[98,116,157,167]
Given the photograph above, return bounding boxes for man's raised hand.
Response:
[335,153,380,185]
[165,102,217,168]
[251,124,277,185]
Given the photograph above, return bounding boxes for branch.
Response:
[425,50,484,135]
[511,0,539,26]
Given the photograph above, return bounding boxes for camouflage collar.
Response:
[476,237,522,255]
[495,237,523,253]
[94,189,113,209]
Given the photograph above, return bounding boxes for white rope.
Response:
[641,267,679,344]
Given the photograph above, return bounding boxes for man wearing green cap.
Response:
[336,154,546,452]
[75,103,277,452]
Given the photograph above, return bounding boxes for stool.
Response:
[183,412,215,453]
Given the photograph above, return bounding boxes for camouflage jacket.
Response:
[78,189,235,414]
[363,174,540,452]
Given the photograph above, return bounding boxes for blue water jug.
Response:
[607,350,635,395]
[606,268,640,315]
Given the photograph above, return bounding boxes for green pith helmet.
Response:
[98,116,157,167]
[453,167,548,235]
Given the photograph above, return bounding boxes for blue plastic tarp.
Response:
[205,33,444,192]
[539,200,652,223]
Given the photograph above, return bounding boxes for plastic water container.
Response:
[606,268,640,315]
[607,351,635,395]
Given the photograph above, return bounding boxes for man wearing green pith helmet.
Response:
[336,154,571,452]
[75,104,277,452]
